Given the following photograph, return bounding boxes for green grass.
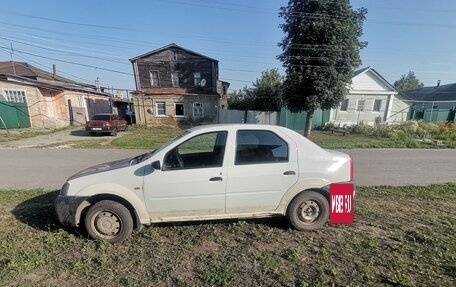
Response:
[70,125,182,149]
[1,184,455,286]
[315,121,456,149]
[308,131,399,149]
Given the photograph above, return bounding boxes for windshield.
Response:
[130,130,190,165]
[92,114,111,121]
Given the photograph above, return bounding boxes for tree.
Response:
[394,71,424,93]
[228,68,283,111]
[278,0,367,136]
[228,86,254,110]
[251,68,283,111]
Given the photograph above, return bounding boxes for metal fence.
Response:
[279,108,330,131]
[0,101,31,129]
[218,110,279,125]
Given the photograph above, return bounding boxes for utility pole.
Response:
[10,43,16,75]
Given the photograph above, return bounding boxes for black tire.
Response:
[111,128,118,136]
[84,200,133,243]
[287,191,329,231]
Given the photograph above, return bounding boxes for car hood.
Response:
[67,157,133,181]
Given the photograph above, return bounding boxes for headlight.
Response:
[60,182,69,196]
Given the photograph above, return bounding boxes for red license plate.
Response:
[329,183,354,224]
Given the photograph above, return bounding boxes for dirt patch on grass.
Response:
[1,184,455,286]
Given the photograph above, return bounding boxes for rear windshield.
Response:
[92,115,111,121]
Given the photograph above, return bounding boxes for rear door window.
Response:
[235,130,288,165]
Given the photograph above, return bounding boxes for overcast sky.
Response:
[0,0,455,92]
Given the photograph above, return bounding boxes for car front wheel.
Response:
[84,200,133,243]
[287,191,329,231]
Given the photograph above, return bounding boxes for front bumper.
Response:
[55,195,89,227]
[85,126,114,133]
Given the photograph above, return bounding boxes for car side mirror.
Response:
[151,160,161,170]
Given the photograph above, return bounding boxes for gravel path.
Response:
[0,127,123,149]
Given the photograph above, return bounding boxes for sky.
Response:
[0,0,455,94]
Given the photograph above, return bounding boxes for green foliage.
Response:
[228,68,283,111]
[278,0,367,135]
[394,71,424,93]
[227,86,254,110]
[314,121,456,148]
[251,68,283,111]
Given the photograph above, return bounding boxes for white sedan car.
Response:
[56,124,354,242]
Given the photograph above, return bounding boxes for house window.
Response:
[340,99,349,112]
[194,72,202,87]
[150,71,160,87]
[156,102,166,116]
[78,95,85,107]
[193,102,203,118]
[4,90,27,103]
[171,72,179,87]
[373,99,382,112]
[357,99,366,112]
[171,51,179,61]
[175,103,184,116]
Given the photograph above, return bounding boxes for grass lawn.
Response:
[1,184,455,286]
[68,125,455,150]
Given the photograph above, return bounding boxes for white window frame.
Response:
[3,89,27,103]
[156,102,166,116]
[171,72,179,87]
[149,71,160,87]
[193,102,204,118]
[356,99,366,112]
[339,99,349,112]
[373,99,382,112]
[78,95,86,107]
[174,102,185,117]
[193,72,201,87]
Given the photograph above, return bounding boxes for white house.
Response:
[329,67,410,126]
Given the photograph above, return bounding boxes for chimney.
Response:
[437,80,441,87]
[52,64,56,79]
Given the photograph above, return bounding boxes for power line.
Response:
[0,45,133,76]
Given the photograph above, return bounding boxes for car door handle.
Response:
[209,177,223,182]
[283,171,296,176]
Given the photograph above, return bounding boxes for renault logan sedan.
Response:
[56,124,354,242]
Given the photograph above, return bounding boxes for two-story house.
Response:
[130,43,229,126]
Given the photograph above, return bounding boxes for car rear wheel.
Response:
[84,200,133,243]
[287,191,328,231]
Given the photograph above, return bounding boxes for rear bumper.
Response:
[55,195,89,227]
[323,181,356,198]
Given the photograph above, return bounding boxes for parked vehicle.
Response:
[56,124,354,243]
[85,113,127,136]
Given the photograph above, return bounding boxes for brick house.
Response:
[0,61,112,128]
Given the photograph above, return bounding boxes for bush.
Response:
[348,121,456,143]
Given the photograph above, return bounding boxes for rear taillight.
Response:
[349,155,354,181]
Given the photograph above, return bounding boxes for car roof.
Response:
[187,124,286,132]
